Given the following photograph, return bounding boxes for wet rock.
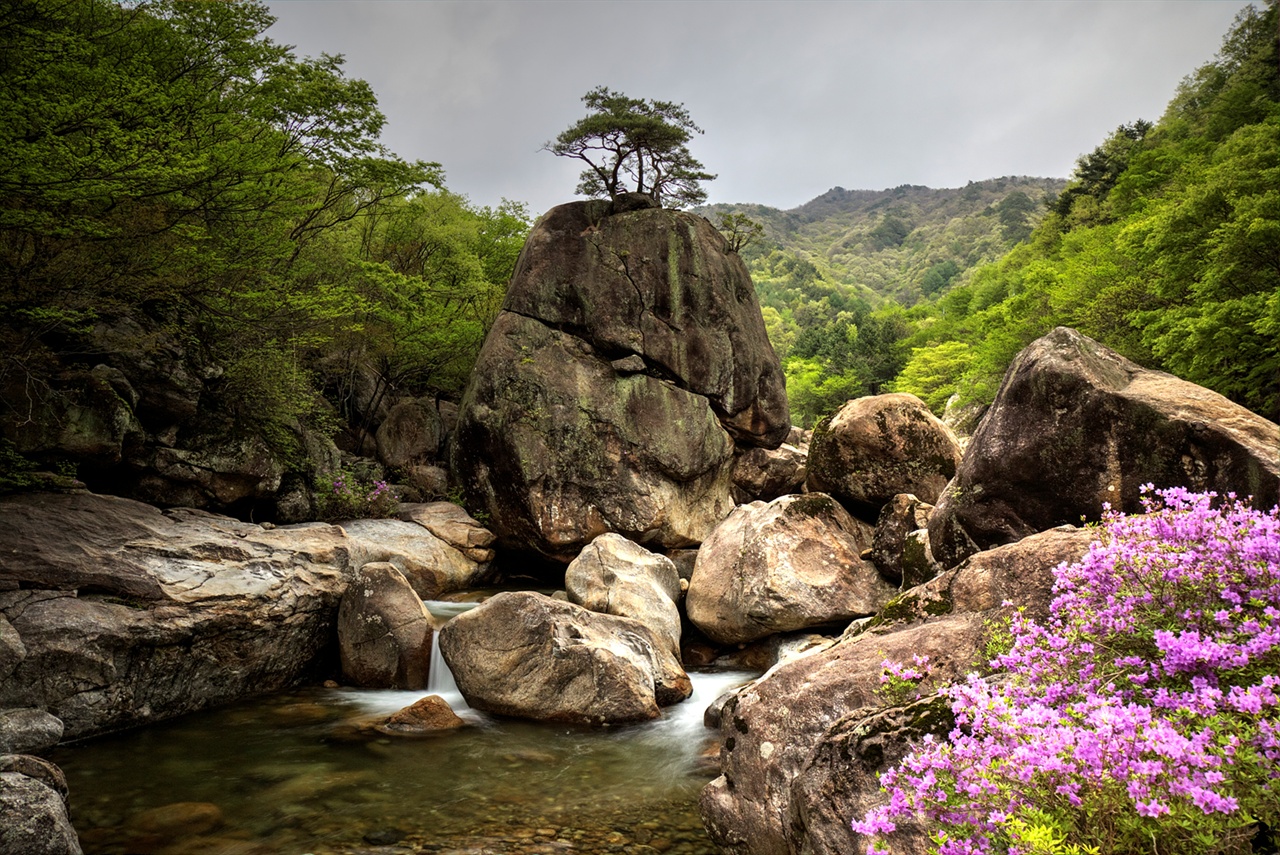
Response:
[806,393,962,517]
[687,494,895,645]
[929,327,1280,568]
[375,695,467,735]
[125,801,223,837]
[565,534,683,657]
[439,592,691,725]
[0,708,63,755]
[338,562,435,689]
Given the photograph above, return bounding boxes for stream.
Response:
[50,618,755,855]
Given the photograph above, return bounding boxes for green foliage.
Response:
[0,0,530,474]
[314,468,400,521]
[716,212,765,253]
[545,86,715,208]
[0,438,77,494]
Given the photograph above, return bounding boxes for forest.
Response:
[0,0,529,489]
[1,0,1277,486]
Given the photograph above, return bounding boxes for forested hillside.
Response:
[0,0,529,494]
[890,2,1280,423]
[698,177,1064,426]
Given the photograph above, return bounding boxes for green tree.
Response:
[716,212,765,253]
[545,86,715,208]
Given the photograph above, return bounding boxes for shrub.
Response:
[315,469,400,521]
[854,487,1280,855]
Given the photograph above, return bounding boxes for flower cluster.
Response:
[315,469,401,521]
[878,654,933,705]
[854,487,1280,855]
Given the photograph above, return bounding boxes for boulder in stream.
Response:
[438,591,691,725]
[565,533,683,657]
[337,562,435,690]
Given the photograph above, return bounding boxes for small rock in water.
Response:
[375,694,467,735]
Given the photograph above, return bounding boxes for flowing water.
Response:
[51,622,756,855]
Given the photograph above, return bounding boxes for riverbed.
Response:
[52,669,754,855]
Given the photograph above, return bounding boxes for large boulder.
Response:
[451,200,788,561]
[337,562,435,689]
[564,533,683,656]
[806,394,962,518]
[687,494,896,645]
[699,526,1096,855]
[437,592,691,725]
[450,312,737,561]
[0,492,354,739]
[501,201,789,447]
[929,327,1280,568]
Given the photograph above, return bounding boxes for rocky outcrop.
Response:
[438,592,691,725]
[699,526,1096,855]
[0,755,82,855]
[928,327,1280,568]
[451,200,788,561]
[806,393,962,518]
[397,502,496,564]
[564,534,683,657]
[0,491,359,739]
[687,494,895,645]
[337,563,435,689]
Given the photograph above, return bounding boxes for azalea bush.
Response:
[878,654,933,706]
[855,487,1280,855]
[315,469,400,521]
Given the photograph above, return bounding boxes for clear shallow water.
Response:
[52,670,755,855]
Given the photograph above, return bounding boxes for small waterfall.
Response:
[427,628,463,705]
[423,600,480,711]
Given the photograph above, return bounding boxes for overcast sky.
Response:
[265,0,1249,217]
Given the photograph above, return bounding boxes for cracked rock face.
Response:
[451,201,788,561]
